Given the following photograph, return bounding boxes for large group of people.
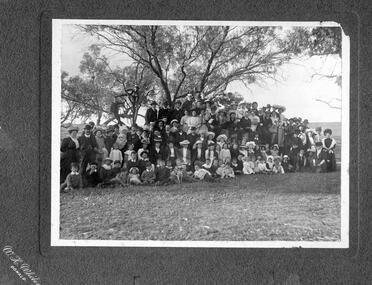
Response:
[60,92,337,192]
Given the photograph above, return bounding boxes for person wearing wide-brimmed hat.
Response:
[172,125,187,149]
[138,149,150,167]
[104,126,116,152]
[178,140,191,165]
[191,139,204,165]
[137,138,150,159]
[60,125,81,182]
[78,124,99,182]
[149,137,165,165]
[203,131,215,149]
[97,157,115,186]
[145,101,158,125]
[186,126,199,149]
[163,139,178,167]
[322,128,337,172]
[281,155,294,173]
[204,141,218,163]
[269,143,280,157]
[128,167,142,185]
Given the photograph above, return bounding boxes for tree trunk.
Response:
[132,107,139,126]
[96,111,102,126]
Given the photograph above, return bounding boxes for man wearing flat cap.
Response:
[78,124,99,181]
[145,101,158,125]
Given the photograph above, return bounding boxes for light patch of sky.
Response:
[61,24,342,123]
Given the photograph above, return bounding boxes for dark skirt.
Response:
[60,149,80,182]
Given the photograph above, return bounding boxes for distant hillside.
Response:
[308,122,341,138]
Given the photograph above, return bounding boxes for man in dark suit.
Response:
[78,124,99,180]
[169,100,184,123]
[149,138,165,165]
[187,126,200,150]
[181,93,194,112]
[173,126,188,149]
[145,101,158,125]
[158,101,171,124]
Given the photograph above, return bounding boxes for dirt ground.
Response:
[60,171,341,241]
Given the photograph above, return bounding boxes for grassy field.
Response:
[60,172,341,241]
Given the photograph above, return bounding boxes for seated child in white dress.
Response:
[243,156,255,175]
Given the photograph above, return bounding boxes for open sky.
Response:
[61,24,342,123]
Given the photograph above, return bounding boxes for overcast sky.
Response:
[61,24,342,123]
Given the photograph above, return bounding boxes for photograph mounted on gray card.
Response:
[51,20,349,248]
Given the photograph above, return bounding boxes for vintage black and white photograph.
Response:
[51,20,349,247]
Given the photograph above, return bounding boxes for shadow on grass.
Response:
[71,171,341,198]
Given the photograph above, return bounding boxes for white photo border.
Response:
[51,19,350,248]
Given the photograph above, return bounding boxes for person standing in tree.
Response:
[145,101,158,125]
[169,100,184,123]
[181,93,194,112]
[110,95,125,126]
[158,101,171,124]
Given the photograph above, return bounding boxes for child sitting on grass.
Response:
[85,162,100,187]
[193,161,214,182]
[111,160,122,177]
[110,168,128,188]
[202,158,212,170]
[141,161,156,184]
[231,157,242,175]
[281,155,294,173]
[209,159,219,177]
[98,158,115,187]
[243,156,255,175]
[219,143,231,163]
[170,158,195,184]
[296,149,307,172]
[265,155,274,173]
[254,155,268,174]
[216,159,235,178]
[272,157,285,174]
[60,162,83,193]
[155,160,171,186]
[166,160,174,171]
[128,167,142,185]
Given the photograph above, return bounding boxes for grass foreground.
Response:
[60,172,341,241]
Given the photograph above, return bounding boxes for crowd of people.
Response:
[60,92,338,192]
